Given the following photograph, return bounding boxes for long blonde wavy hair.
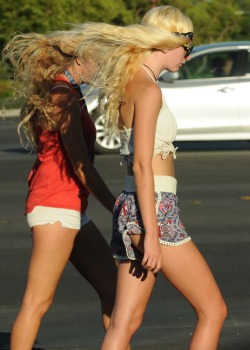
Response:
[2,5,193,145]
[76,5,194,132]
[2,28,90,147]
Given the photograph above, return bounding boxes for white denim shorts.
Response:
[27,206,90,230]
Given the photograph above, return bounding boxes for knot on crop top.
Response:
[119,96,178,166]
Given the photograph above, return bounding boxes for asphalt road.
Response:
[0,118,250,349]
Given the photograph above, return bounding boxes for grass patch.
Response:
[0,80,24,110]
[0,79,12,98]
[0,63,23,109]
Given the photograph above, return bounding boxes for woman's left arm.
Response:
[133,83,163,273]
[51,85,116,213]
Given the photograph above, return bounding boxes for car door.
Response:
[159,49,241,141]
[237,50,250,136]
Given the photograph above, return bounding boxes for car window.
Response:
[246,51,250,74]
[178,50,240,80]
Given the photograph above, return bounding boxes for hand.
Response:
[141,232,161,274]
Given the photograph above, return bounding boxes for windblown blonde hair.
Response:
[2,5,193,145]
[2,28,89,147]
[76,6,193,132]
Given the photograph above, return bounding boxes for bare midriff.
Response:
[126,153,175,177]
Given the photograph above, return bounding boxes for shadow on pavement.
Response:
[3,148,33,154]
[0,332,45,350]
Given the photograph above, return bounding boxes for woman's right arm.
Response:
[51,85,116,213]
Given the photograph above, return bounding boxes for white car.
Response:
[84,41,250,154]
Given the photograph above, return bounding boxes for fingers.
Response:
[141,235,162,274]
[142,253,161,274]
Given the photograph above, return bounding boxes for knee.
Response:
[98,282,117,318]
[111,311,144,338]
[213,298,227,325]
[218,298,227,324]
[21,294,54,319]
[127,313,143,336]
[101,298,115,321]
[197,297,227,327]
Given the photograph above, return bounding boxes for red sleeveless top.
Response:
[25,77,96,214]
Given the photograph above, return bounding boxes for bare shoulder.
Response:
[49,83,82,129]
[50,82,82,117]
[134,81,162,112]
[50,82,77,105]
[140,81,161,100]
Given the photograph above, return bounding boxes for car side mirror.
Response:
[159,71,179,82]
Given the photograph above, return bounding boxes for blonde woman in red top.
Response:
[2,30,117,349]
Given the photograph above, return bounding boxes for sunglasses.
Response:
[173,31,194,41]
[182,44,193,58]
[173,32,194,58]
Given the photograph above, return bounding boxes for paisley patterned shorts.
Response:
[110,176,191,261]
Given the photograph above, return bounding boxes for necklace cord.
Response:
[142,64,157,82]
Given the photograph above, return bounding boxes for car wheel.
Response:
[92,111,120,154]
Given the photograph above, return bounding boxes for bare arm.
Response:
[133,83,162,273]
[51,85,115,213]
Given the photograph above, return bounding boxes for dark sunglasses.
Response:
[172,32,194,58]
[182,44,193,58]
[173,31,194,41]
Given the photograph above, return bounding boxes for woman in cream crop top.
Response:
[119,95,178,166]
[74,7,226,350]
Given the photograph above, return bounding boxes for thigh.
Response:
[112,261,156,324]
[70,220,117,299]
[24,222,78,302]
[160,240,224,311]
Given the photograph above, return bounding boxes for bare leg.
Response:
[129,234,226,349]
[160,241,227,350]
[101,260,156,350]
[11,222,79,350]
[69,220,117,330]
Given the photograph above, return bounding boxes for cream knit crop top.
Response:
[119,95,178,166]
